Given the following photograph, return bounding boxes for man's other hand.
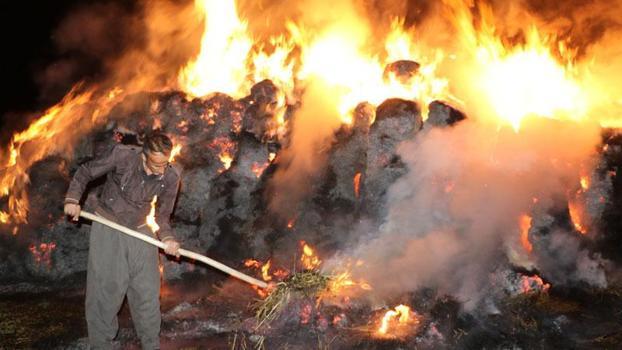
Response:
[64,203,81,221]
[163,238,180,258]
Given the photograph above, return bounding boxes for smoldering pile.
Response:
[1,61,622,349]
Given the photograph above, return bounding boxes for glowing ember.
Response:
[251,162,270,178]
[244,259,262,268]
[377,304,419,337]
[29,242,57,268]
[568,200,588,235]
[353,172,362,199]
[168,144,182,163]
[519,214,533,253]
[287,218,295,229]
[300,241,321,270]
[521,275,551,294]
[300,303,313,325]
[146,196,160,233]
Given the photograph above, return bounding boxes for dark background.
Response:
[0,0,136,138]
[0,1,82,122]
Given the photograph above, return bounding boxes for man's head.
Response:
[142,132,173,175]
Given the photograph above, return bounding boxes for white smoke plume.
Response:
[331,118,605,308]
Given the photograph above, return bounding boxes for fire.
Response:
[210,137,236,171]
[300,241,321,270]
[287,218,295,229]
[568,200,588,235]
[0,211,9,224]
[519,214,533,253]
[325,270,372,296]
[445,1,587,131]
[377,304,420,337]
[580,176,590,191]
[178,0,252,98]
[521,275,551,294]
[244,259,261,269]
[146,196,160,233]
[29,242,57,269]
[353,172,362,199]
[251,162,269,178]
[261,260,272,282]
[168,144,182,163]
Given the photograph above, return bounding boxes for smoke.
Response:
[332,118,603,307]
[268,78,343,219]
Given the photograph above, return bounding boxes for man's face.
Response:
[143,151,169,175]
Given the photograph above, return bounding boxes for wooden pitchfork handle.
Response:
[79,211,268,289]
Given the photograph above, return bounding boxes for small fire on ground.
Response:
[376,304,421,338]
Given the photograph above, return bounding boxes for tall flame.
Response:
[178,0,252,98]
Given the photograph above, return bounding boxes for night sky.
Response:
[0,0,135,136]
[0,2,80,120]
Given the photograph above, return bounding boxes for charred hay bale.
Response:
[20,222,90,280]
[174,167,218,224]
[26,156,70,225]
[198,133,272,258]
[365,98,422,219]
[241,80,280,140]
[425,100,466,128]
[383,60,420,85]
[324,104,373,211]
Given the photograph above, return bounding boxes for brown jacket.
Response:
[65,144,181,240]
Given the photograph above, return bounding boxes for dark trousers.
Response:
[85,221,161,350]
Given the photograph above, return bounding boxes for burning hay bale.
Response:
[254,270,330,328]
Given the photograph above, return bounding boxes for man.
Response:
[64,132,181,350]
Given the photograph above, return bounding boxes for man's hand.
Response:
[162,238,180,258]
[64,203,81,221]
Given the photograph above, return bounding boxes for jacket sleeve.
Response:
[156,170,181,241]
[64,145,120,204]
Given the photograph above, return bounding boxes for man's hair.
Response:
[143,132,173,156]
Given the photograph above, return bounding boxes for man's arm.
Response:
[65,145,121,205]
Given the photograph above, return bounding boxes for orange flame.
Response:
[568,200,588,235]
[521,275,551,294]
[353,172,362,199]
[178,0,252,98]
[244,259,262,268]
[300,240,321,270]
[377,304,419,337]
[168,144,182,163]
[261,260,272,282]
[146,196,160,233]
[210,137,236,171]
[0,85,125,225]
[519,214,533,253]
[251,162,270,178]
[580,176,590,191]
